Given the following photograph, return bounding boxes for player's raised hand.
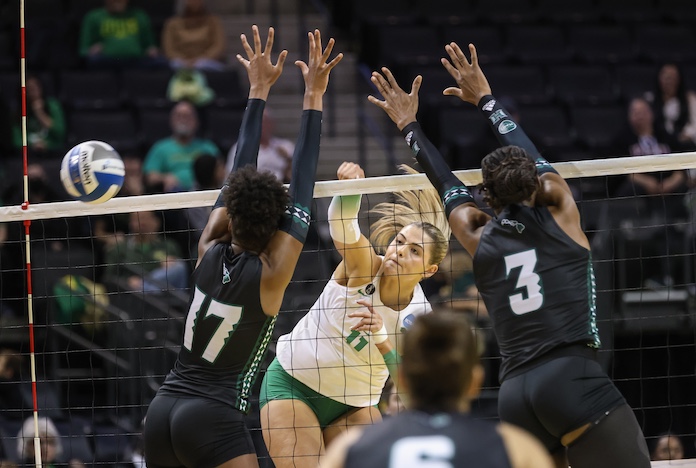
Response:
[236,25,288,100]
[368,67,421,131]
[441,42,492,105]
[337,161,365,180]
[296,29,343,98]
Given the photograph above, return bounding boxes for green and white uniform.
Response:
[275,267,430,407]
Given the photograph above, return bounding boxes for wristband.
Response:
[371,324,388,344]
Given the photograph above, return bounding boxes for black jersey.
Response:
[473,204,600,381]
[158,243,276,413]
[345,411,512,468]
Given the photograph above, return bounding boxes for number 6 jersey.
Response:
[159,243,276,414]
[473,204,601,382]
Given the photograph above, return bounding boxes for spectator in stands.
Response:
[647,63,696,148]
[613,97,687,197]
[104,210,188,292]
[143,101,220,192]
[0,349,23,416]
[161,0,226,71]
[120,153,146,197]
[225,108,295,182]
[79,0,165,69]
[11,75,65,157]
[16,417,86,468]
[612,97,688,288]
[651,433,685,461]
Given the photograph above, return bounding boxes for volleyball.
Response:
[60,140,125,204]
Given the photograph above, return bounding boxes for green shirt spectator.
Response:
[104,211,189,292]
[143,101,220,192]
[144,137,220,191]
[79,0,157,58]
[11,76,66,153]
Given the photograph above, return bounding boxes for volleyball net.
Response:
[0,153,695,466]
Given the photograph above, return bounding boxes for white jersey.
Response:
[276,270,431,407]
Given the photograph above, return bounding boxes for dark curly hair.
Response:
[481,146,539,212]
[223,166,289,253]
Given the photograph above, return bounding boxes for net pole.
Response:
[18,1,43,466]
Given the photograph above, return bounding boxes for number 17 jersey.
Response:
[159,243,276,414]
[473,205,601,382]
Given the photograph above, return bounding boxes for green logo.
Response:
[498,119,517,135]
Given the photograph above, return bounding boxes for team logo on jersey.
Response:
[488,109,507,125]
[501,218,525,233]
[401,313,415,333]
[411,141,421,156]
[482,99,496,112]
[358,283,376,296]
[222,262,231,284]
[498,120,517,134]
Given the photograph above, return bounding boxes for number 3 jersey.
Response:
[473,204,601,382]
[158,243,276,414]
[276,269,431,407]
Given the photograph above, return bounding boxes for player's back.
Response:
[344,411,512,468]
[473,204,601,380]
[159,242,276,413]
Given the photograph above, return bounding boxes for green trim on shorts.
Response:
[260,358,358,428]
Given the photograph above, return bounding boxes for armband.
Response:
[328,195,362,245]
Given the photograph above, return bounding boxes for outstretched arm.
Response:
[441,42,545,164]
[328,162,381,287]
[198,26,288,266]
[261,29,343,315]
[442,42,583,243]
[441,43,570,185]
[368,67,489,256]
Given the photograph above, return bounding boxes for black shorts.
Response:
[498,354,625,454]
[144,393,256,468]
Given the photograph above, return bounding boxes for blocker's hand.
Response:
[440,42,492,105]
[236,25,288,100]
[368,67,420,131]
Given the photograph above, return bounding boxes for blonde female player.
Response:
[259,162,451,468]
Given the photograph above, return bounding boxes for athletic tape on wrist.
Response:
[371,324,388,344]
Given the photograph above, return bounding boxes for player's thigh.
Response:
[144,394,184,468]
[323,406,382,447]
[261,399,324,467]
[169,397,256,468]
[528,356,625,439]
[566,404,650,468]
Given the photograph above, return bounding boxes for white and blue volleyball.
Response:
[60,141,125,204]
